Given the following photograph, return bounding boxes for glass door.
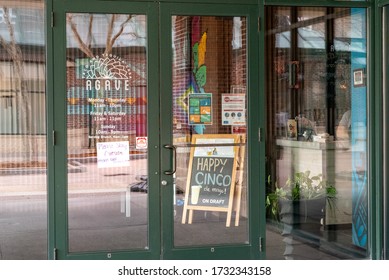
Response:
[52,0,160,259]
[51,0,263,260]
[160,3,262,259]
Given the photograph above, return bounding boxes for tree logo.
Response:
[82,53,132,80]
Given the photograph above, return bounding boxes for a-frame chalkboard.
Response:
[181,134,242,227]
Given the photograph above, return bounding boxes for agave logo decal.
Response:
[83,53,132,91]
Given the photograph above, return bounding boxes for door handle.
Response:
[163,144,177,175]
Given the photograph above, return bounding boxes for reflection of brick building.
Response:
[63,13,148,152]
[66,50,147,150]
[0,6,46,161]
[1,10,150,158]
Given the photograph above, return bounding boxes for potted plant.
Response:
[266,171,337,228]
[266,171,337,259]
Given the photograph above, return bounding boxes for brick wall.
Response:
[172,16,247,137]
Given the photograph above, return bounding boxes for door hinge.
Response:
[259,237,264,252]
[258,127,262,142]
[53,247,57,260]
[258,17,261,32]
[51,12,54,28]
[52,130,56,146]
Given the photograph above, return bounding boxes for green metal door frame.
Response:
[379,1,388,260]
[49,0,161,260]
[159,2,264,260]
[48,0,265,260]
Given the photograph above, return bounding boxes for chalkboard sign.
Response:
[181,134,240,227]
[188,156,234,208]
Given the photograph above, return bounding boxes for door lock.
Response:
[161,180,168,186]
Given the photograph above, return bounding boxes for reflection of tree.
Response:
[66,14,137,57]
[0,7,37,162]
[66,14,140,148]
[67,14,94,57]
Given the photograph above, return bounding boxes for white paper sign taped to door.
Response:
[96,141,130,168]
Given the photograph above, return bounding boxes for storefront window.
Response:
[265,7,369,259]
[0,1,47,259]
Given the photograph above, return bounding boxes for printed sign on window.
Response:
[136,137,148,149]
[188,93,212,125]
[221,94,246,126]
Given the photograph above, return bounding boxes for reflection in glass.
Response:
[265,7,368,259]
[66,13,148,252]
[172,16,249,247]
[0,1,47,259]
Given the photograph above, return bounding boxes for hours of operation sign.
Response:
[80,54,136,168]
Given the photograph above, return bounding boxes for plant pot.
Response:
[278,197,326,259]
[279,197,325,223]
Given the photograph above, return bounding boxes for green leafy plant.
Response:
[266,171,337,220]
